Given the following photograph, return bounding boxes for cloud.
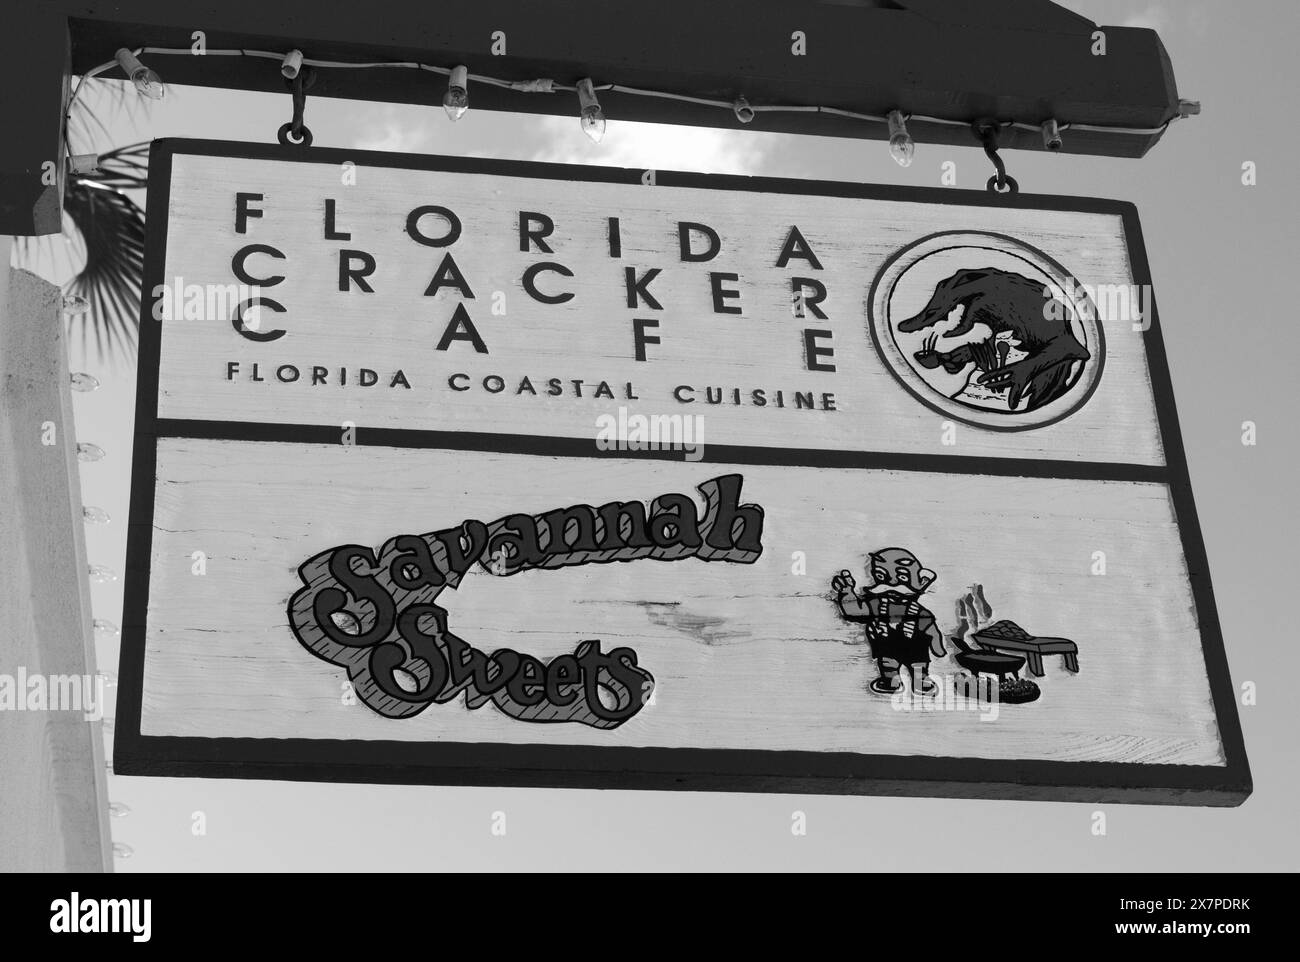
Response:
[1117,4,1169,31]
[527,116,772,176]
[347,103,774,178]
[351,107,440,154]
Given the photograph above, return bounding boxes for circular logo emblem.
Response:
[868,231,1104,431]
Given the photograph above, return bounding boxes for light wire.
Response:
[71,45,1182,147]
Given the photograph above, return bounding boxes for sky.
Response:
[23,0,1300,870]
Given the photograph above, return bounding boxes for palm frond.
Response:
[11,81,154,363]
[61,143,149,359]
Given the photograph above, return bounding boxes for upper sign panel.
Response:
[151,144,1163,465]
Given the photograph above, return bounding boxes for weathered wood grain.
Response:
[0,264,113,872]
[137,438,1222,767]
[154,154,1163,465]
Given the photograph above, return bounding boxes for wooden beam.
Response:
[2,0,1189,234]
[0,11,68,235]
[0,255,115,872]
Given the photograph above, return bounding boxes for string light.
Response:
[67,154,99,175]
[93,618,120,638]
[77,46,1195,150]
[1042,118,1063,151]
[733,96,755,124]
[113,47,164,100]
[443,64,469,121]
[576,78,605,143]
[70,372,100,392]
[62,294,90,316]
[83,505,111,525]
[887,110,915,167]
[281,49,304,80]
[77,442,106,462]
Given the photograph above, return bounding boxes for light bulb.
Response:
[577,78,605,143]
[888,135,914,167]
[83,505,111,525]
[443,65,469,121]
[1041,118,1063,151]
[77,442,106,462]
[112,843,134,859]
[887,110,914,167]
[88,564,117,583]
[581,110,606,143]
[115,48,164,101]
[133,67,164,99]
[109,802,131,817]
[70,372,100,392]
[93,618,120,638]
[62,293,90,315]
[67,155,99,176]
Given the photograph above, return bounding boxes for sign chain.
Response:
[975,121,1020,195]
[276,67,315,147]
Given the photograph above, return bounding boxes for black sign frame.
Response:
[114,138,1250,805]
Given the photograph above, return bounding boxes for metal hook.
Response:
[974,120,1018,195]
[277,67,315,147]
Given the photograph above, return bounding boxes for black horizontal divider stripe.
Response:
[117,735,1247,806]
[113,139,1248,806]
[151,417,1170,484]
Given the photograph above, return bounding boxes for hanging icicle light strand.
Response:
[576,77,605,143]
[887,110,915,167]
[88,564,118,584]
[281,48,304,80]
[443,64,469,121]
[62,293,91,316]
[113,47,164,100]
[69,45,1192,153]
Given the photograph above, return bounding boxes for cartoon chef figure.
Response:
[832,547,946,695]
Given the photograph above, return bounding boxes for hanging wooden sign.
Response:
[116,139,1249,804]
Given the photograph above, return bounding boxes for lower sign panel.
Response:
[117,435,1238,800]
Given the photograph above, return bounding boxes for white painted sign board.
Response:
[117,139,1249,804]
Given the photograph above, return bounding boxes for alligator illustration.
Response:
[896,267,1091,412]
